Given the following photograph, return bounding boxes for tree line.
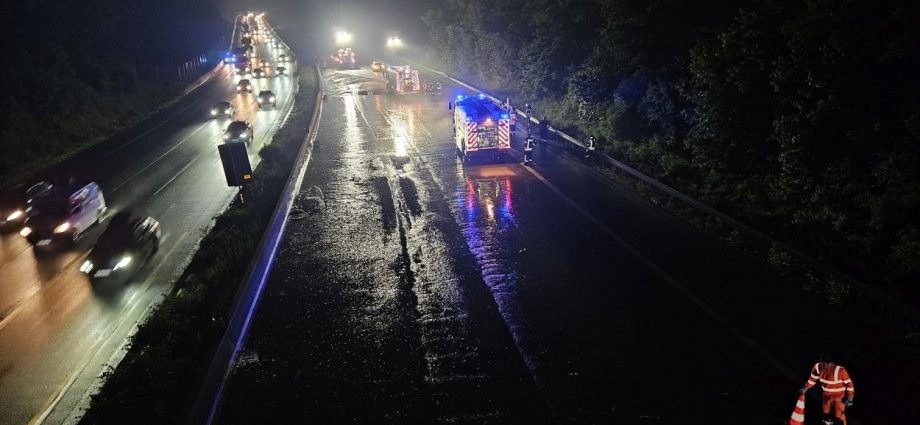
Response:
[0,0,226,186]
[422,0,920,296]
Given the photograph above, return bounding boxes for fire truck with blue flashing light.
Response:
[452,94,511,162]
[385,65,420,94]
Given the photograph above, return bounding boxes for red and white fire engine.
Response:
[385,65,420,94]
[452,94,511,162]
[331,47,356,69]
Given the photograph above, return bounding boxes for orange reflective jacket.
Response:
[806,362,854,398]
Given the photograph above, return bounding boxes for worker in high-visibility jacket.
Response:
[801,354,854,425]
[523,135,535,165]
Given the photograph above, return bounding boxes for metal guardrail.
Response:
[411,61,920,324]
[185,33,325,425]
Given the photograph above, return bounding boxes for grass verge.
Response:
[77,65,318,425]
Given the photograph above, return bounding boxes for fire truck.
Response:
[331,48,356,69]
[452,95,511,162]
[385,65,420,94]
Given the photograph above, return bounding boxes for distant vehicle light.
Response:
[19,227,32,237]
[211,109,218,116]
[53,222,71,234]
[269,96,275,102]
[240,133,248,139]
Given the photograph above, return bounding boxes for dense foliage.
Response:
[423,0,920,292]
[0,0,226,186]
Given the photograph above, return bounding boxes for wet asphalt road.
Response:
[0,19,296,425]
[217,67,912,424]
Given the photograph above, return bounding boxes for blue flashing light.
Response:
[456,95,465,101]
[501,113,509,119]
[477,93,486,99]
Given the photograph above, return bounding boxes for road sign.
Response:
[218,143,253,187]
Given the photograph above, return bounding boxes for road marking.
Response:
[152,158,197,196]
[112,120,211,192]
[82,85,221,170]
[31,231,190,425]
[521,165,803,384]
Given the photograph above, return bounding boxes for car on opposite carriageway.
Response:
[257,90,276,108]
[20,180,107,252]
[223,120,254,145]
[80,209,160,282]
[237,79,252,93]
[211,101,235,118]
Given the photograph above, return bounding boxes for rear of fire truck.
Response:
[452,95,511,162]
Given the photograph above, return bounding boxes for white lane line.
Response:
[112,120,211,192]
[521,164,803,384]
[152,158,197,197]
[31,231,191,425]
[82,80,224,170]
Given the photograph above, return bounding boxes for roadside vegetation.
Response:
[421,0,920,302]
[78,67,317,425]
[0,0,226,187]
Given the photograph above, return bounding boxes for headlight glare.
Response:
[80,260,93,273]
[7,210,23,221]
[19,227,32,237]
[54,222,71,234]
[114,256,132,270]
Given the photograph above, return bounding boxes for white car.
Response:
[21,181,106,251]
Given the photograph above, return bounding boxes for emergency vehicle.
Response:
[452,95,511,162]
[332,48,356,69]
[385,65,420,94]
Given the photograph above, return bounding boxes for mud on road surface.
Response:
[218,67,911,425]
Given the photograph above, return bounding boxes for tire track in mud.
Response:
[368,99,549,423]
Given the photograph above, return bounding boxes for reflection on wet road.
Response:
[218,65,896,424]
[0,19,298,425]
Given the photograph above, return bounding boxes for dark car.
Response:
[211,101,235,118]
[252,68,264,79]
[223,120,254,144]
[80,210,160,281]
[275,66,286,77]
[257,90,276,108]
[237,79,252,93]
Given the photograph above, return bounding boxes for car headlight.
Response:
[211,109,218,115]
[114,256,132,270]
[257,98,262,103]
[19,227,32,237]
[223,134,230,140]
[269,96,275,102]
[80,260,93,273]
[239,133,248,139]
[54,222,71,234]
[7,210,23,221]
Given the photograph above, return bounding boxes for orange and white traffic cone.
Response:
[789,393,806,425]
